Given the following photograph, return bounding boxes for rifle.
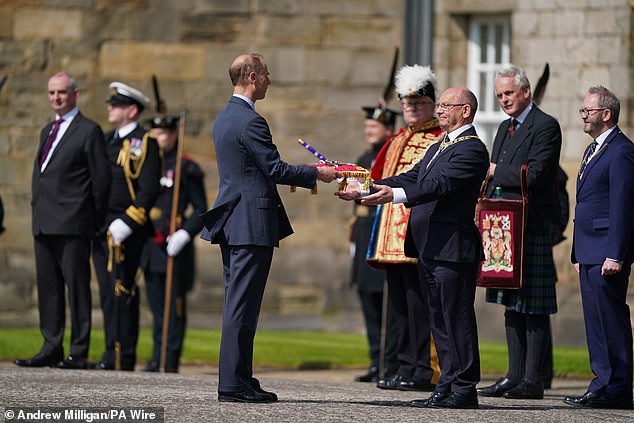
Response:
[159,110,187,371]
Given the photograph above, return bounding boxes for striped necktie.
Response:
[507,118,518,138]
[39,118,64,167]
[578,140,598,179]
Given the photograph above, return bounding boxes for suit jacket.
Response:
[487,105,562,232]
[572,128,634,265]
[379,127,489,263]
[202,96,318,247]
[31,112,111,236]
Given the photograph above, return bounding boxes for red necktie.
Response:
[507,118,518,138]
[39,118,64,167]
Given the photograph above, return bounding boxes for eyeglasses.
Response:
[437,103,466,111]
[578,108,606,117]
[400,100,434,110]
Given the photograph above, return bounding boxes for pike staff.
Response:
[159,109,187,371]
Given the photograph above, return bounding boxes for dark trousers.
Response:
[144,269,187,371]
[385,263,434,382]
[579,263,633,399]
[92,232,144,368]
[218,241,274,392]
[420,259,480,395]
[34,234,92,358]
[357,289,398,377]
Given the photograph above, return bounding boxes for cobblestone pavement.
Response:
[1,363,632,422]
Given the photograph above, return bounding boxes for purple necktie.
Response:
[39,118,64,167]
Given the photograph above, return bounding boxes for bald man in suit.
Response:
[16,72,110,369]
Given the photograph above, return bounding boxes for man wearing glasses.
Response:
[478,65,562,400]
[367,65,442,393]
[565,86,634,410]
[338,86,489,408]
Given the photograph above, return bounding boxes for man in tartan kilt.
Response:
[477,65,562,400]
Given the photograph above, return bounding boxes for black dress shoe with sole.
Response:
[586,393,633,410]
[144,362,159,372]
[218,389,276,403]
[563,391,600,407]
[376,374,404,390]
[15,353,62,368]
[430,392,478,409]
[477,377,519,397]
[503,379,544,399]
[91,361,134,371]
[411,391,450,408]
[57,356,89,369]
[397,378,436,392]
[355,366,379,383]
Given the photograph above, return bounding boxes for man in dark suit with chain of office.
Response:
[16,72,110,369]
[91,82,161,371]
[338,86,489,409]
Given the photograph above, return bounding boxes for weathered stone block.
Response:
[181,13,250,42]
[99,41,205,80]
[323,17,400,48]
[14,8,82,40]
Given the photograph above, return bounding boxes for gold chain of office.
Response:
[437,135,480,152]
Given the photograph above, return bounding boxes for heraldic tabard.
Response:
[366,119,444,266]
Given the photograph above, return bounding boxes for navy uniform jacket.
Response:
[201,96,317,246]
[142,149,207,289]
[32,112,111,236]
[378,127,489,263]
[102,126,161,236]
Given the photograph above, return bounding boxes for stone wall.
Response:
[0,0,404,324]
[0,1,632,346]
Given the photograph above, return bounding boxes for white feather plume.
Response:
[394,65,437,98]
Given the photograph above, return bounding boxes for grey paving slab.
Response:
[0,364,632,422]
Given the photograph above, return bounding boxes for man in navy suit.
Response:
[16,72,111,369]
[338,87,489,409]
[564,86,634,410]
[201,53,339,403]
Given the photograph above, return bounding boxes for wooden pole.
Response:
[159,110,187,371]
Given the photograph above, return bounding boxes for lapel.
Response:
[42,113,81,171]
[576,127,620,193]
[496,107,536,163]
[419,127,475,180]
[491,120,511,161]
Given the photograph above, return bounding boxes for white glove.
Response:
[166,229,191,257]
[108,218,133,244]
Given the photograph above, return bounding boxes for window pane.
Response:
[495,24,504,63]
[480,72,488,111]
[480,25,489,63]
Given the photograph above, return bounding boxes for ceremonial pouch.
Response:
[475,165,528,289]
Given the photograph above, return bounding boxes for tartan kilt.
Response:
[485,229,557,314]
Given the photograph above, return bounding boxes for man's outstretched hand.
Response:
[316,166,342,183]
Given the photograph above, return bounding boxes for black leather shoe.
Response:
[397,378,436,392]
[15,353,62,368]
[91,361,114,370]
[503,379,544,399]
[586,393,633,410]
[563,391,600,407]
[355,366,379,383]
[144,362,159,372]
[253,386,278,402]
[411,391,449,408]
[56,356,89,369]
[477,377,519,397]
[430,392,478,409]
[218,389,276,403]
[377,374,404,390]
